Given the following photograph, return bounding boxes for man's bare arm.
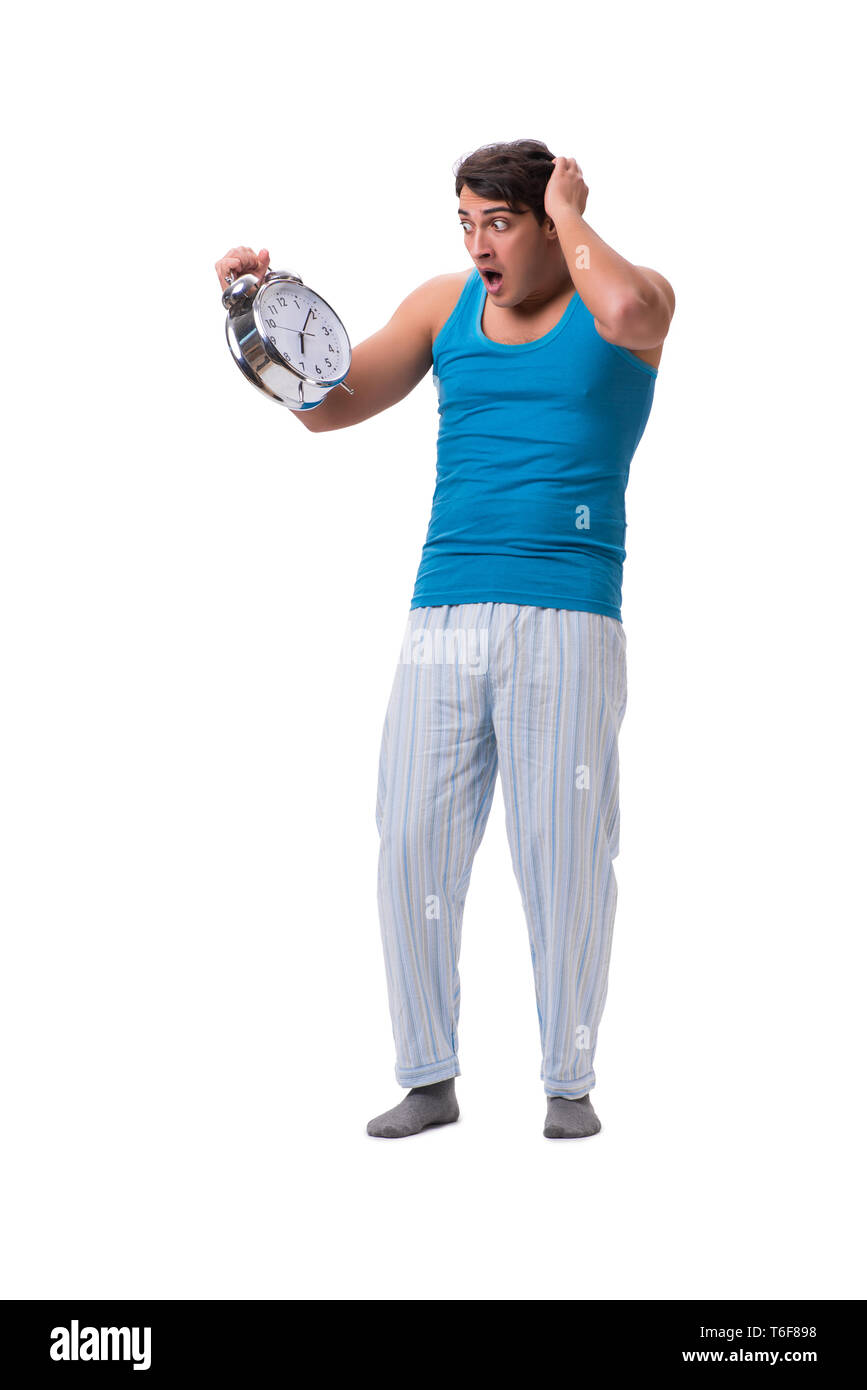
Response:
[542,186,676,349]
[593,265,675,352]
[297,276,451,433]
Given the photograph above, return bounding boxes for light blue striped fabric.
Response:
[375,601,627,1098]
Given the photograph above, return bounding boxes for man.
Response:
[216,138,674,1140]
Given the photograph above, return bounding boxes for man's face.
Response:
[457,183,549,304]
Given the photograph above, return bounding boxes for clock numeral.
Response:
[265,316,277,328]
[324,358,332,369]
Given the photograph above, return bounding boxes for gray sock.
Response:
[367,1077,459,1138]
[543,1093,602,1139]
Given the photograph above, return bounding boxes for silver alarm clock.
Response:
[222,266,354,412]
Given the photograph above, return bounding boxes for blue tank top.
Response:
[409,268,658,621]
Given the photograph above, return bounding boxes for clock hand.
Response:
[269,323,317,337]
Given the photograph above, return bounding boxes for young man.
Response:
[216,138,674,1140]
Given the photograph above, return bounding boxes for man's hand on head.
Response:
[544,156,589,223]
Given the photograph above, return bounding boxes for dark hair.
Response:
[453,139,556,226]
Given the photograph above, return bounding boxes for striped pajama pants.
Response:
[375,602,628,1099]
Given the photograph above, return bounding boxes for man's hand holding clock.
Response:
[214,243,353,412]
[215,245,271,291]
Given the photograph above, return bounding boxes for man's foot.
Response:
[367,1077,459,1138]
[543,1093,602,1139]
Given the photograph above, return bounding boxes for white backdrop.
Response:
[2,0,864,1300]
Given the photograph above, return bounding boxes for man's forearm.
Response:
[549,204,653,327]
[292,397,333,432]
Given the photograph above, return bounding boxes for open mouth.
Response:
[481,268,504,291]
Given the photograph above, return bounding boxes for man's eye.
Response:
[460,220,508,232]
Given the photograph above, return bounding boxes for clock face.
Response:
[256,282,349,384]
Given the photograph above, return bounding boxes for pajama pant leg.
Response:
[375,603,499,1088]
[490,606,628,1098]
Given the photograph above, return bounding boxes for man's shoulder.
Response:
[389,269,474,350]
[420,269,474,346]
[429,268,475,289]
[413,268,473,305]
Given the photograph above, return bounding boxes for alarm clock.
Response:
[222,266,354,412]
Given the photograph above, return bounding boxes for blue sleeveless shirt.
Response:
[409,268,658,621]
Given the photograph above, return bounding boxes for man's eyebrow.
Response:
[457,205,524,218]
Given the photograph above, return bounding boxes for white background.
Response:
[2,0,864,1301]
